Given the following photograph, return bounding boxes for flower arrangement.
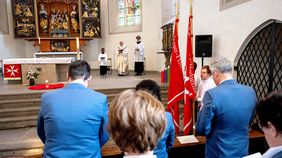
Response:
[26,67,41,80]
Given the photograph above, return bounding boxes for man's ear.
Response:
[66,72,70,81]
[85,76,92,87]
[88,76,92,82]
[267,122,279,137]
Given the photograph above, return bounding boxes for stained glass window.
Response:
[118,0,141,26]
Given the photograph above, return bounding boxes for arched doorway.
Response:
[234,19,282,99]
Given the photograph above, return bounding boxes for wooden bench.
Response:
[101,130,265,158]
[18,130,265,158]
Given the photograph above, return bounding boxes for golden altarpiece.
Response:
[8,0,100,84]
[11,0,101,53]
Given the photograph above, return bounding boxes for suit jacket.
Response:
[37,83,109,158]
[196,79,257,158]
[272,150,282,158]
[153,112,175,158]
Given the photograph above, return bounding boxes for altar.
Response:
[3,58,73,84]
[34,52,83,60]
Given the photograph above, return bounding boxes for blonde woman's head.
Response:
[107,89,166,154]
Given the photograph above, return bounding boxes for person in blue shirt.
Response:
[136,79,175,158]
[37,60,109,158]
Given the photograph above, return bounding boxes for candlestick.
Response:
[76,37,80,52]
[45,80,49,88]
[38,36,41,45]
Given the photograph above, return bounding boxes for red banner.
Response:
[183,6,196,135]
[4,64,21,80]
[167,18,184,135]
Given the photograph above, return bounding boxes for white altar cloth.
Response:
[3,58,72,84]
[34,52,83,60]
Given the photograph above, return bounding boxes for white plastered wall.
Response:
[0,1,27,60]
[178,0,282,76]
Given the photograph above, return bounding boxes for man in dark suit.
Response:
[257,90,282,158]
[37,60,109,158]
[196,57,257,158]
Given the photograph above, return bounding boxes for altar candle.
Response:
[45,80,49,88]
[76,37,80,51]
[38,36,41,45]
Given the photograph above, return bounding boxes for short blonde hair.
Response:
[107,89,166,153]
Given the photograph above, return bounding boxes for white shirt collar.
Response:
[123,151,156,158]
[261,145,282,158]
[70,79,87,87]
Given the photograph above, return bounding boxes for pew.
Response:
[101,130,266,158]
[18,130,265,158]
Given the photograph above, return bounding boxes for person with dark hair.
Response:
[256,90,282,158]
[136,79,162,101]
[196,57,257,158]
[108,89,166,158]
[196,65,216,110]
[136,79,175,158]
[98,48,108,75]
[193,62,201,91]
[134,35,145,75]
[193,62,197,71]
[37,60,109,158]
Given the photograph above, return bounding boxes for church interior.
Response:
[0,0,282,157]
